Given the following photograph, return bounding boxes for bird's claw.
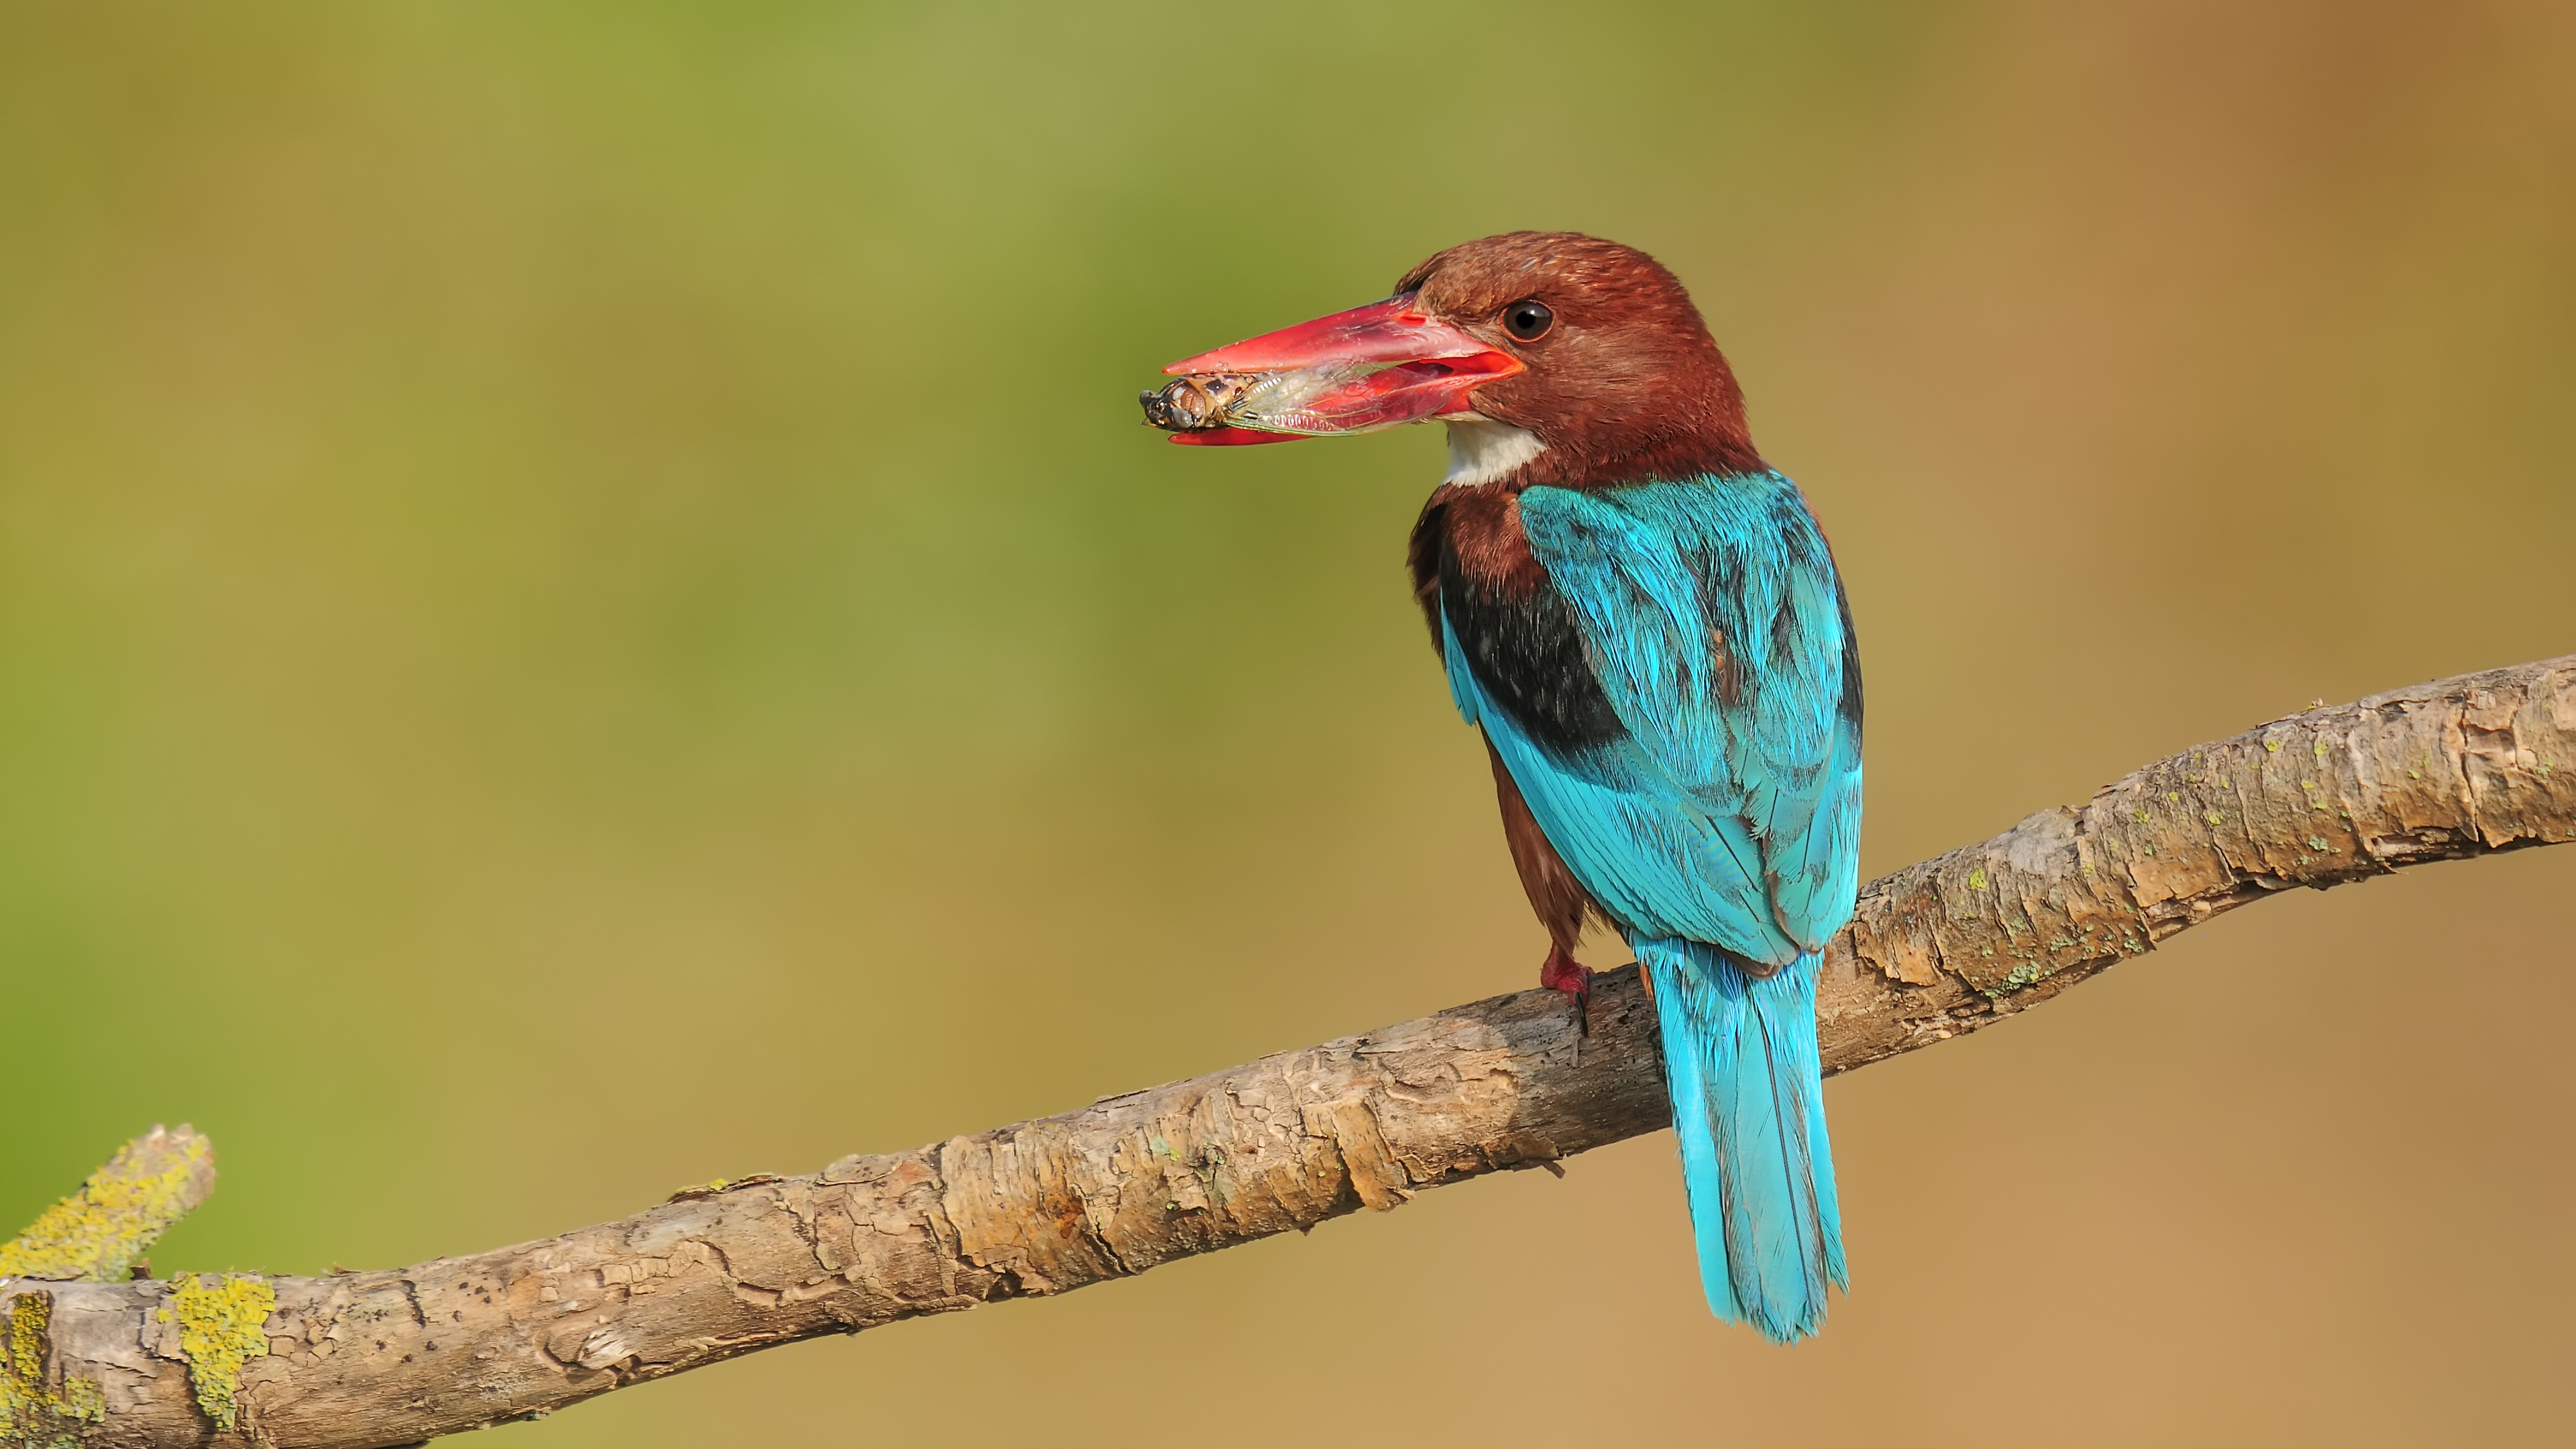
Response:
[1540,945,1593,1036]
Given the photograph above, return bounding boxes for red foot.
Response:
[1540,945,1594,1033]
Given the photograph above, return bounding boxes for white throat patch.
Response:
[1441,417,1546,488]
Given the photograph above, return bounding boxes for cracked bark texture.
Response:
[5,656,2570,1449]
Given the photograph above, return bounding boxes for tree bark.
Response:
[7,656,2570,1449]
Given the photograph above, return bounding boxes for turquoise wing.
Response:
[1452,472,1862,962]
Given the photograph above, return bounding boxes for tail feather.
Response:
[1640,938,1845,1342]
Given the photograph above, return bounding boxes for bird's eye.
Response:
[1502,299,1554,342]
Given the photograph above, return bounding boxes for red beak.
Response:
[1158,295,1521,446]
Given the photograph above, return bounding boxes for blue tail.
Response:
[1639,938,1846,1342]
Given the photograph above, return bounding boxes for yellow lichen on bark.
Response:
[1,1289,107,1443]
[0,1290,44,1429]
[159,1275,276,1433]
[0,1126,215,1284]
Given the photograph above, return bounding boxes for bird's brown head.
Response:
[1151,231,1760,486]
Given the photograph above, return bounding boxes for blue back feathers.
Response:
[1442,471,1862,1342]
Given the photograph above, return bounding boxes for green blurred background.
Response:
[4,1,2571,1443]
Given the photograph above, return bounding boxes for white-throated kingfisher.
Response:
[1150,233,1862,1343]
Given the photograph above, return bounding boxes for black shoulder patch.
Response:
[1438,535,1628,755]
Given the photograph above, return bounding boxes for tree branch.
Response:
[8,657,2571,1449]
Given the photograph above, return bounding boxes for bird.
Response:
[1152,232,1862,1343]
